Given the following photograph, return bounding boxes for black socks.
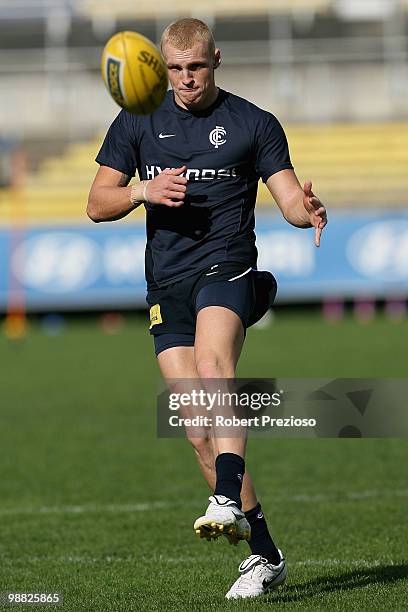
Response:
[245,502,281,566]
[214,452,245,508]
[213,454,280,565]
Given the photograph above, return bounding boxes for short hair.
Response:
[161,18,215,55]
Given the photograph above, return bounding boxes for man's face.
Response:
[162,41,220,110]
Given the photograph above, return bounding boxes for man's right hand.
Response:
[145,165,187,207]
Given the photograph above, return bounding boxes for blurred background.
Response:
[0,0,407,327]
[1,5,407,607]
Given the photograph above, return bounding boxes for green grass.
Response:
[0,311,407,611]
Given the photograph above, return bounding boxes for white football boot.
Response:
[193,495,251,545]
[225,550,287,599]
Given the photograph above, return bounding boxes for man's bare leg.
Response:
[195,306,246,458]
[157,325,281,561]
[157,344,257,509]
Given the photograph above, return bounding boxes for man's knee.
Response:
[195,353,235,378]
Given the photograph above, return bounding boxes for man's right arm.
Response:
[87,165,188,223]
[87,165,146,223]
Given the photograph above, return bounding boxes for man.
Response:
[88,18,327,599]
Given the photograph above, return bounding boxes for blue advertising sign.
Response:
[0,210,407,311]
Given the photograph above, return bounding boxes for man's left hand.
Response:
[303,180,327,247]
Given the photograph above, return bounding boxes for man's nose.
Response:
[181,68,193,82]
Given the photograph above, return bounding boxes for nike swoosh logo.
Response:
[262,565,285,590]
[262,578,274,590]
[159,133,176,139]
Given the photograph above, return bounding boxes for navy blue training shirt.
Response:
[96,89,293,289]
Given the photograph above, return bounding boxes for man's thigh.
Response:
[157,345,197,379]
[195,306,245,374]
[158,345,213,444]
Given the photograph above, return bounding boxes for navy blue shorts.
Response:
[146,262,277,356]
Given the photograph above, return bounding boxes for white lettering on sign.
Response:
[257,231,315,276]
[12,233,100,292]
[347,221,408,280]
[104,237,145,283]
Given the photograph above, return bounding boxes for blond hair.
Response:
[161,18,215,55]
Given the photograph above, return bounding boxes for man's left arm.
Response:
[266,168,328,247]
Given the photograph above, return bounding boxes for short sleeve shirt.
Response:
[96,89,293,289]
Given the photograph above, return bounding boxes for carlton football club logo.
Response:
[209,125,227,149]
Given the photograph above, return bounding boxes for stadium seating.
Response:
[259,122,408,207]
[0,122,407,224]
[77,0,331,20]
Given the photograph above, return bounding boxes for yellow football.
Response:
[101,31,168,115]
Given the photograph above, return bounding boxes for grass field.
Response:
[1,310,407,611]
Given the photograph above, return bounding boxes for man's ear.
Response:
[213,48,221,69]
